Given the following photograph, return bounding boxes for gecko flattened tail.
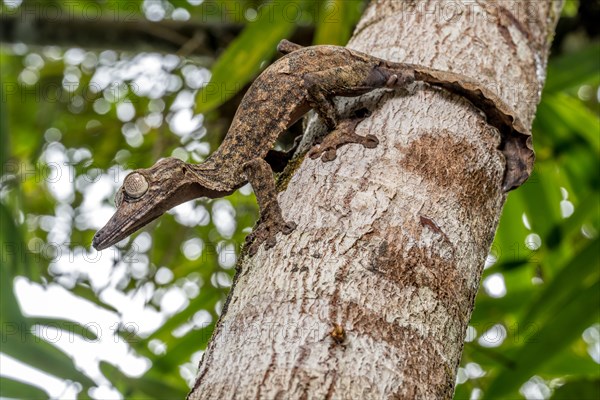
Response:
[412,68,534,191]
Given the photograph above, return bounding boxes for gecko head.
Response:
[92,157,216,251]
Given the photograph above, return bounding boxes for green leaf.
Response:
[453,381,474,400]
[0,377,48,399]
[536,93,600,153]
[147,287,221,343]
[561,0,579,17]
[483,281,600,399]
[562,146,600,198]
[0,201,37,281]
[0,81,8,168]
[541,349,600,377]
[545,43,600,93]
[1,330,96,388]
[471,288,536,326]
[100,361,188,399]
[152,322,216,372]
[521,237,599,326]
[492,190,531,268]
[70,285,120,314]
[195,1,299,114]
[518,160,563,238]
[30,318,100,341]
[0,240,26,327]
[551,379,600,400]
[546,192,600,250]
[1,197,46,283]
[313,0,364,45]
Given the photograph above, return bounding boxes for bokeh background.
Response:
[1,0,598,399]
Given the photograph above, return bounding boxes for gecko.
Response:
[92,40,532,256]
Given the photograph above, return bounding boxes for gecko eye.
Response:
[123,173,149,199]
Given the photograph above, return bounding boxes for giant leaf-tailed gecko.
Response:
[93,40,532,255]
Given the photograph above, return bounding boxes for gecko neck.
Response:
[187,154,245,195]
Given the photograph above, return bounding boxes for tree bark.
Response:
[189,1,562,398]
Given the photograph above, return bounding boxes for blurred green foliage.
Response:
[0,1,598,399]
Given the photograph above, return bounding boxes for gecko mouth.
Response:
[92,204,165,251]
[93,226,132,251]
[92,232,121,251]
[93,218,144,251]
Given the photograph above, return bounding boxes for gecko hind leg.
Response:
[308,112,378,162]
[243,158,297,256]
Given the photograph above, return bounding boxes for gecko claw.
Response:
[282,221,297,235]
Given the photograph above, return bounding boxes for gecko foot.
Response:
[245,213,297,256]
[242,158,297,256]
[308,116,378,162]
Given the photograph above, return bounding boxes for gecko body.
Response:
[187,42,414,193]
[93,40,531,255]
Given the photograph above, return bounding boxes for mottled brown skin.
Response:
[193,41,416,190]
[93,40,531,255]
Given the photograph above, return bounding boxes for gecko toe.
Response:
[363,135,379,148]
[283,221,297,234]
[308,147,321,159]
[247,243,258,257]
[265,236,277,249]
[245,219,295,255]
[322,149,337,162]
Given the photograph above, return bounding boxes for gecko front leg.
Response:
[307,111,378,162]
[304,73,338,130]
[303,73,380,162]
[243,158,297,256]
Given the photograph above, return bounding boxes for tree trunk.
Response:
[189,1,562,398]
